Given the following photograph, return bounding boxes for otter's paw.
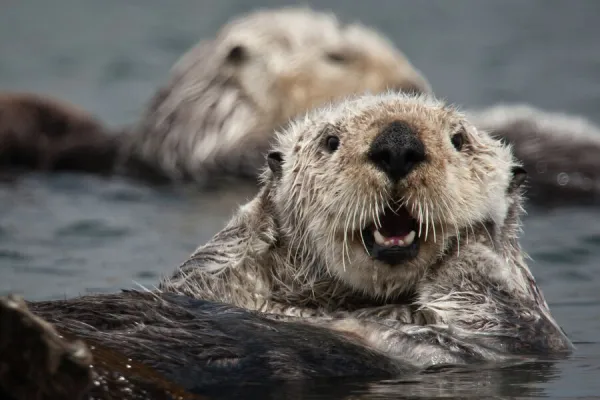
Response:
[0,294,93,400]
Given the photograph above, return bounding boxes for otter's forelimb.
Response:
[417,243,574,355]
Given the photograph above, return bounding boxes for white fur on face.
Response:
[272,92,517,298]
[220,8,430,119]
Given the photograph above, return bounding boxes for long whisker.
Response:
[429,198,437,243]
[418,201,424,238]
[424,201,430,242]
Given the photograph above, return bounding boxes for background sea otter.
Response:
[0,7,430,186]
[1,7,598,207]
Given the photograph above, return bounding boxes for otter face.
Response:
[269,92,516,298]
[215,8,431,126]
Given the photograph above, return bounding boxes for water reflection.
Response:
[200,361,560,399]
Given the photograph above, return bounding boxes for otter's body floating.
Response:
[0,293,409,399]
[0,93,118,174]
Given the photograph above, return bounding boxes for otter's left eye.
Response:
[451,132,465,151]
[326,135,340,152]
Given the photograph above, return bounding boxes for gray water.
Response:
[1,1,600,398]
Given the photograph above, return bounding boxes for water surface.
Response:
[1,1,600,398]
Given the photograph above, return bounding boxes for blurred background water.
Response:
[1,0,600,398]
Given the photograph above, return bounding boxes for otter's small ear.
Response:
[511,166,527,189]
[225,45,247,65]
[267,151,283,178]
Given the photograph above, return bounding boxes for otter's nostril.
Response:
[368,121,425,182]
[370,148,392,171]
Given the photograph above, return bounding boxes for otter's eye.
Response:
[326,52,349,64]
[326,135,340,152]
[225,45,247,65]
[451,132,465,151]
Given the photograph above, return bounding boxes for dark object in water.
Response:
[0,93,118,175]
[0,291,409,399]
[470,104,600,208]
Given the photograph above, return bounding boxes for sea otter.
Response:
[0,7,430,188]
[120,7,431,185]
[0,92,572,399]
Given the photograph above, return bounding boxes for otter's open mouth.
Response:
[361,206,420,265]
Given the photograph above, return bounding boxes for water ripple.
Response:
[54,220,131,239]
[0,249,31,261]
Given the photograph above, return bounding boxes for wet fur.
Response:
[0,92,574,398]
[161,92,573,357]
[0,291,550,399]
[0,292,409,399]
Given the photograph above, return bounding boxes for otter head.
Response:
[265,92,518,298]
[214,7,431,125]
[175,8,431,130]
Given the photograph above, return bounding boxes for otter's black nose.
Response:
[368,121,426,182]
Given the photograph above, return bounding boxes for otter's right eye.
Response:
[326,135,340,152]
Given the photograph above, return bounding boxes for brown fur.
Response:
[0,292,409,399]
[0,289,562,399]
[0,93,117,174]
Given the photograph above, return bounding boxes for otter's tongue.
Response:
[373,207,417,247]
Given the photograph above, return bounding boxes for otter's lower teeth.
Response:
[373,230,417,247]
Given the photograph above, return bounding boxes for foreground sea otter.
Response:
[0,92,572,399]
